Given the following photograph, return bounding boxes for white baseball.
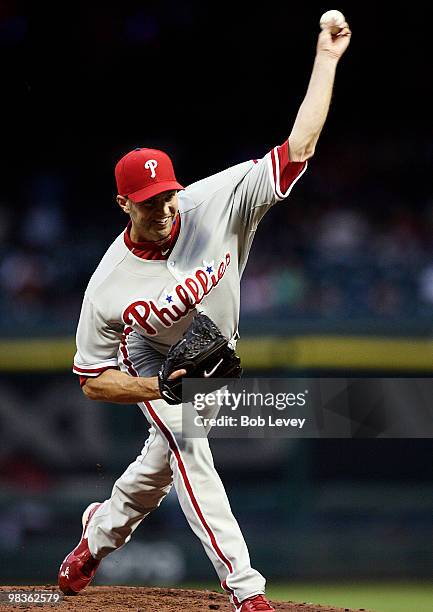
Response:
[320,9,345,35]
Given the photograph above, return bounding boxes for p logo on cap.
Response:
[115,148,183,203]
[144,159,158,179]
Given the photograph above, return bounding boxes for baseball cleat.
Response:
[235,594,276,611]
[58,502,102,595]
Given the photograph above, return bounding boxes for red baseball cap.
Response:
[115,147,184,203]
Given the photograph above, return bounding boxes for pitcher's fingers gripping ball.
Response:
[320,9,346,35]
[317,10,351,57]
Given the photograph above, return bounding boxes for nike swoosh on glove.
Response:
[158,313,242,405]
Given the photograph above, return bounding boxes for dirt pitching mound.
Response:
[0,585,373,612]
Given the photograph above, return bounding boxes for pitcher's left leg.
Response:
[142,398,266,605]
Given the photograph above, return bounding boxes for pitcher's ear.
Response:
[117,195,130,213]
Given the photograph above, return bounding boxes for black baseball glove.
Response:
[158,313,242,405]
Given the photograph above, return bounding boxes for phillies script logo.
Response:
[122,252,231,335]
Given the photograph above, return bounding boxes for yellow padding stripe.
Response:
[0,336,431,372]
[0,338,76,371]
[238,336,433,370]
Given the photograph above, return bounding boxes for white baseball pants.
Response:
[87,395,266,604]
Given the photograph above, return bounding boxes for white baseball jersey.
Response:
[73,141,307,380]
[71,141,308,605]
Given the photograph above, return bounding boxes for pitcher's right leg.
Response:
[87,425,173,558]
[58,423,174,594]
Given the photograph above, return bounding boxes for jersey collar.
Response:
[123,214,181,260]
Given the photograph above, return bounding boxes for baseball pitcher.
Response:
[58,18,351,612]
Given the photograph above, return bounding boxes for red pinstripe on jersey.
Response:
[73,364,114,374]
[74,365,118,387]
[75,326,138,385]
[269,140,307,199]
[119,326,139,377]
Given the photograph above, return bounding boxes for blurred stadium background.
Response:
[0,2,432,611]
